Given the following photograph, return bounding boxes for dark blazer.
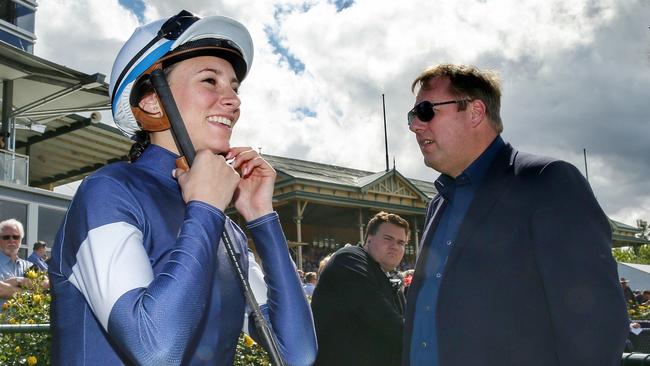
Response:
[403,143,629,366]
[312,245,405,366]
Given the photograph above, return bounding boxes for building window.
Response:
[13,2,34,32]
[0,0,35,33]
[0,30,32,52]
[0,0,35,53]
[37,206,65,250]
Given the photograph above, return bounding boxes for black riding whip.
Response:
[150,69,287,366]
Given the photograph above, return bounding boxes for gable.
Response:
[364,174,421,199]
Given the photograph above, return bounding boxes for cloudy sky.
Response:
[38,0,650,227]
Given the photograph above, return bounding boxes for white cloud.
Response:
[41,0,650,228]
[36,0,138,76]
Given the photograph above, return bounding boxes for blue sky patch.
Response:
[293,106,317,119]
[264,25,305,74]
[118,0,145,22]
[331,0,354,12]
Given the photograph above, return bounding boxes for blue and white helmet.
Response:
[109,10,254,137]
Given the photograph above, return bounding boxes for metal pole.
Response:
[382,94,389,172]
[358,209,364,244]
[1,80,12,152]
[583,148,589,182]
[296,200,303,271]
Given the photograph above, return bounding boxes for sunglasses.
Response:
[158,10,200,40]
[1,235,20,240]
[407,99,470,126]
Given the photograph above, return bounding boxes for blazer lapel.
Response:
[406,194,447,314]
[417,195,444,258]
[443,144,517,270]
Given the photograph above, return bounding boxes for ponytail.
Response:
[128,130,150,162]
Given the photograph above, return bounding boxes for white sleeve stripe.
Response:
[69,221,154,331]
[242,251,268,334]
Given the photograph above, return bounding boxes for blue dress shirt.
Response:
[409,136,505,365]
[27,252,48,271]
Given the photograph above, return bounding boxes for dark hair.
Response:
[411,64,503,133]
[364,211,410,242]
[305,272,317,283]
[33,240,47,251]
[128,130,151,162]
[317,253,333,277]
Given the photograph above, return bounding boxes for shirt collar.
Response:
[434,135,505,200]
[463,135,505,187]
[133,144,183,191]
[0,251,14,265]
[135,144,179,173]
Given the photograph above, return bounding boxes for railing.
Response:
[0,324,646,365]
[0,323,49,333]
[0,149,29,185]
[623,353,650,365]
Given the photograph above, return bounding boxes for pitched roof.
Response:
[611,219,643,232]
[263,154,437,199]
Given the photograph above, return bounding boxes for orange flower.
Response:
[243,334,256,347]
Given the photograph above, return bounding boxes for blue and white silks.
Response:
[49,145,317,365]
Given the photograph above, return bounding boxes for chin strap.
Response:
[131,63,190,171]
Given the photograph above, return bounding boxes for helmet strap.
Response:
[130,63,172,132]
[132,95,171,132]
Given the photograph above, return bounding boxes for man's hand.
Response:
[174,149,240,211]
[227,147,276,221]
[0,278,23,299]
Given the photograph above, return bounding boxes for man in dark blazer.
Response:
[403,64,629,366]
[311,212,409,366]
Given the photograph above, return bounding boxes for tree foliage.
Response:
[613,246,650,264]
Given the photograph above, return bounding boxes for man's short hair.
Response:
[318,253,333,277]
[0,218,24,238]
[364,211,410,242]
[411,63,503,133]
[305,272,317,283]
[33,240,47,251]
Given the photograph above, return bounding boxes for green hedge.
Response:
[0,270,270,365]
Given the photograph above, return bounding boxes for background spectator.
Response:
[622,278,637,306]
[28,241,48,271]
[303,272,317,297]
[0,219,32,307]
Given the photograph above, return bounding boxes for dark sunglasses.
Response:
[407,99,470,126]
[158,10,200,40]
[1,235,20,240]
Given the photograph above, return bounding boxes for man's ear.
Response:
[469,99,487,127]
[364,237,372,248]
[138,92,163,118]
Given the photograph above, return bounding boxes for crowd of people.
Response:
[621,277,650,307]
